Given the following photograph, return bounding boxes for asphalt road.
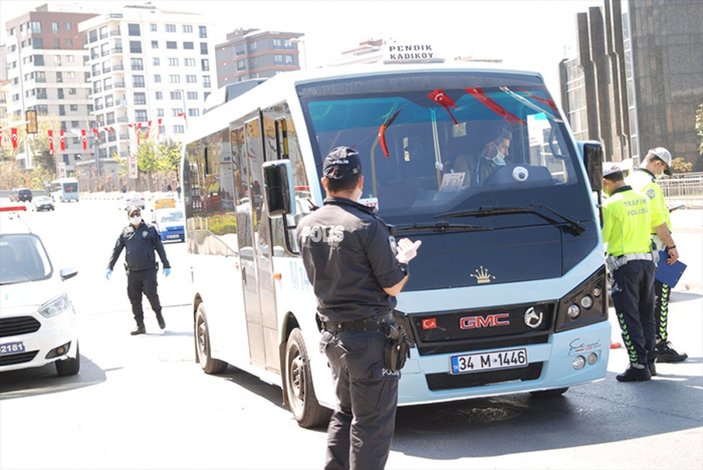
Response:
[0,198,701,469]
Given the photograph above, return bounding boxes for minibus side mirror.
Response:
[263,160,295,218]
[581,141,603,192]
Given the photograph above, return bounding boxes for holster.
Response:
[384,324,411,372]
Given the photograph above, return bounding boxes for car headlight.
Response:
[38,293,71,318]
[555,267,607,332]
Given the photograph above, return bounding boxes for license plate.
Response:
[450,348,528,375]
[0,341,26,356]
[166,233,181,239]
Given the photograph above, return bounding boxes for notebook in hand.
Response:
[655,251,687,288]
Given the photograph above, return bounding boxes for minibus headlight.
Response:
[567,304,581,319]
[587,352,599,365]
[38,293,71,318]
[555,267,607,332]
[572,355,586,369]
[580,295,594,309]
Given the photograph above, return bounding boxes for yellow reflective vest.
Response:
[626,168,671,232]
[602,186,653,256]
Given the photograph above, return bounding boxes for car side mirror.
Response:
[580,141,603,192]
[60,267,78,281]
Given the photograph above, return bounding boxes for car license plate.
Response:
[450,348,528,375]
[167,234,180,239]
[0,341,26,356]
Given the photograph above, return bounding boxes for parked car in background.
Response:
[9,188,33,203]
[123,192,145,211]
[151,208,185,242]
[33,196,55,212]
[0,206,80,377]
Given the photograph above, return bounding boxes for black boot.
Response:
[156,312,166,330]
[131,325,146,336]
[655,341,688,363]
[616,363,651,382]
[647,362,656,376]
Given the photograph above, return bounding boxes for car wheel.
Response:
[55,343,80,376]
[285,328,331,428]
[530,387,569,398]
[195,303,227,374]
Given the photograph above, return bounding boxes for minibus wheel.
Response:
[285,328,331,428]
[55,343,80,376]
[195,304,227,374]
[530,387,569,398]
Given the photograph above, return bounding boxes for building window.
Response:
[30,21,41,33]
[173,125,185,134]
[168,57,179,66]
[183,41,194,49]
[198,26,207,38]
[155,91,163,100]
[170,91,182,100]
[133,75,145,87]
[150,23,157,32]
[65,38,73,47]
[183,25,193,33]
[89,30,97,43]
[131,58,143,70]
[65,22,72,30]
[203,76,211,88]
[133,92,146,105]
[172,108,183,116]
[34,38,44,49]
[188,108,199,117]
[128,24,141,36]
[166,41,177,49]
[184,58,195,66]
[151,40,158,49]
[129,41,142,53]
[201,59,210,71]
[34,55,45,66]
[185,75,197,83]
[153,57,160,66]
[135,110,148,122]
[157,108,164,117]
[105,95,114,107]
[70,104,79,111]
[200,42,208,54]
[187,91,198,100]
[165,24,176,32]
[52,22,59,33]
[68,88,77,95]
[169,74,181,83]
[154,74,161,83]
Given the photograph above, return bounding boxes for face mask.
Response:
[129,216,141,225]
[491,150,506,166]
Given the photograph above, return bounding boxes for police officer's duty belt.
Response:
[321,315,392,334]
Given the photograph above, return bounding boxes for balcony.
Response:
[115,99,128,108]
[112,63,124,71]
[111,47,123,54]
[110,29,121,37]
[117,115,128,122]
[114,81,126,89]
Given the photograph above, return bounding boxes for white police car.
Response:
[0,206,80,376]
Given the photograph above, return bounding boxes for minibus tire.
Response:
[530,387,569,398]
[285,328,331,428]
[55,343,80,376]
[195,304,227,374]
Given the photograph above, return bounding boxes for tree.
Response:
[671,157,693,173]
[0,115,60,189]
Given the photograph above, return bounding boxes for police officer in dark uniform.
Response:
[106,205,171,335]
[602,164,657,381]
[297,147,420,470]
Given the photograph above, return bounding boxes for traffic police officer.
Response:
[106,205,171,335]
[602,164,657,381]
[297,146,420,470]
[626,147,687,362]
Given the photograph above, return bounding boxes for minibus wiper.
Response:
[435,204,585,235]
[389,222,493,235]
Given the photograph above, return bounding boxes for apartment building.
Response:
[79,4,217,176]
[216,28,302,86]
[4,5,97,170]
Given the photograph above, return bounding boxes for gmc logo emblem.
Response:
[460,313,510,329]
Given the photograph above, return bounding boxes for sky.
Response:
[0,0,601,98]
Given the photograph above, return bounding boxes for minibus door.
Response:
[231,117,280,372]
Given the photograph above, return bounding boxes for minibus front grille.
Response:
[426,362,543,391]
[0,350,38,366]
[415,333,549,356]
[0,316,41,338]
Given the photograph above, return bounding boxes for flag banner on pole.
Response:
[137,122,142,145]
[60,129,66,150]
[144,120,151,141]
[0,127,3,146]
[92,127,99,137]
[11,128,18,149]
[81,129,88,150]
[48,129,54,154]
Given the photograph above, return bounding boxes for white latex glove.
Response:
[396,238,422,263]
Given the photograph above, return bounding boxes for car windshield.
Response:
[0,234,53,285]
[158,210,184,223]
[298,71,592,228]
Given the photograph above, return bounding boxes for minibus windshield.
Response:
[299,72,592,229]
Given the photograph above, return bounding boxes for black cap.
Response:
[127,205,141,216]
[322,146,362,180]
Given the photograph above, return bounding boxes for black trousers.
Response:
[611,260,656,365]
[126,268,162,327]
[320,329,399,470]
[654,280,671,342]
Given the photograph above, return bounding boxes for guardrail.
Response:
[659,172,703,208]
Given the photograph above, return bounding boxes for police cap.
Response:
[322,146,362,180]
[602,163,623,179]
[126,205,141,216]
[648,147,673,176]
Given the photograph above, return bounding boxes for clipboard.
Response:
[655,251,687,288]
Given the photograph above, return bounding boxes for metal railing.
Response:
[660,173,703,198]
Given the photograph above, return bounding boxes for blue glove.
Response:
[163,268,171,277]
[105,269,112,280]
